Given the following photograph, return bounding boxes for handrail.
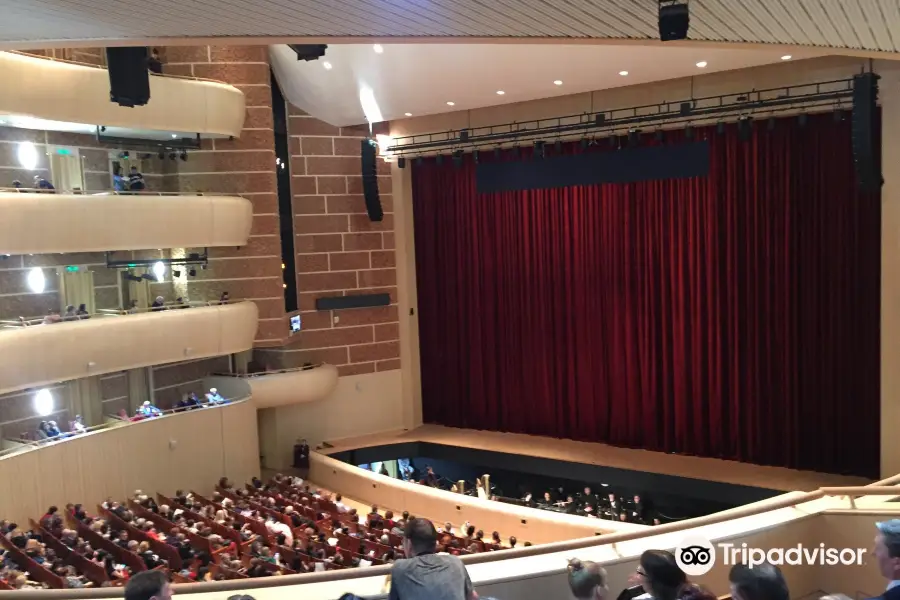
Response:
[5,50,230,86]
[1,475,898,598]
[0,396,247,459]
[213,364,326,378]
[1,299,245,329]
[0,188,242,197]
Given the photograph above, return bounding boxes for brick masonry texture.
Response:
[255,106,400,376]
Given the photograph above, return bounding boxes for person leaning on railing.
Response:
[388,518,477,600]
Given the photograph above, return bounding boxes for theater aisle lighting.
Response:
[373,44,384,54]
[17,141,38,169]
[26,267,45,293]
[152,261,166,282]
[554,80,563,86]
[34,389,53,417]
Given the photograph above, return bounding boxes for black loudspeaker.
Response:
[658,2,689,41]
[851,72,882,193]
[361,139,383,222]
[106,47,151,107]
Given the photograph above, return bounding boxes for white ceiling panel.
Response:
[271,43,826,126]
[0,0,897,52]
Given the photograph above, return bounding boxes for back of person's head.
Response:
[124,569,169,600]
[568,558,608,600]
[640,550,687,600]
[403,518,437,557]
[728,564,789,600]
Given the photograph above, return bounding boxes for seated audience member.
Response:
[219,291,230,304]
[63,305,78,321]
[635,550,715,600]
[127,300,140,314]
[206,388,226,404]
[874,520,900,599]
[150,296,166,311]
[43,309,62,324]
[138,542,165,569]
[76,303,90,318]
[71,414,88,433]
[33,175,54,190]
[40,506,62,535]
[728,564,789,600]
[124,569,171,600]
[147,48,163,74]
[128,166,145,191]
[136,401,162,418]
[568,558,608,600]
[389,518,476,600]
[293,438,310,470]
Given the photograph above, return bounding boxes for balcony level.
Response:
[0,51,245,138]
[0,190,253,255]
[0,301,258,396]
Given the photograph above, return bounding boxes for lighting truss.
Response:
[105,250,209,269]
[387,78,856,156]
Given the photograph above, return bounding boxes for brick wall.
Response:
[161,45,285,345]
[255,107,399,376]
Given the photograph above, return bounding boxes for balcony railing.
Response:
[0,187,239,197]
[0,299,242,330]
[8,50,229,86]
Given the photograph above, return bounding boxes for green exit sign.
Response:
[65,265,79,272]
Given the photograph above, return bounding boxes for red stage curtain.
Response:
[411,113,880,477]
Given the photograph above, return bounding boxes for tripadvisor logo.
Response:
[675,535,867,577]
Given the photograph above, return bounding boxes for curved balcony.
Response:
[242,364,339,408]
[0,190,252,255]
[0,51,245,138]
[0,301,258,396]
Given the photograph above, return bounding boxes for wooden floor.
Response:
[322,425,868,492]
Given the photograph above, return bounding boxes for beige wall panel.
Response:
[0,302,258,395]
[0,52,245,137]
[0,400,257,526]
[0,194,252,255]
[247,364,338,408]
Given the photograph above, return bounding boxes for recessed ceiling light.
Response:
[496,90,505,95]
[553,80,563,86]
[619,70,629,76]
[171,134,178,138]
[696,61,708,68]
[446,101,455,106]
[781,55,792,60]
[323,61,333,70]
[404,112,412,117]
[373,44,384,54]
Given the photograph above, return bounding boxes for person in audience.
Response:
[128,166,145,191]
[11,179,22,189]
[63,305,78,321]
[728,564,789,600]
[634,549,715,600]
[138,541,165,569]
[33,175,54,190]
[875,519,900,599]
[127,300,140,314]
[76,304,90,318]
[113,166,130,192]
[43,309,62,324]
[150,296,166,311]
[508,536,517,548]
[147,48,163,74]
[568,558,608,600]
[71,414,87,434]
[124,569,171,600]
[136,401,162,418]
[206,388,226,404]
[334,494,349,513]
[389,518,476,600]
[293,438,310,472]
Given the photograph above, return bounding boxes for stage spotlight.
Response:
[452,150,464,168]
[768,117,776,132]
[655,129,664,143]
[658,1,689,41]
[627,129,640,147]
[833,108,844,122]
[798,113,808,127]
[494,147,502,159]
[289,44,328,61]
[534,141,546,159]
[157,150,165,160]
[188,268,197,277]
[397,157,407,169]
[173,270,182,278]
[608,134,617,148]
[473,150,479,164]
[416,156,424,166]
[169,152,177,160]
[580,138,589,150]
[594,113,606,126]
[684,125,694,140]
[717,122,725,135]
[554,140,562,154]
[436,154,444,166]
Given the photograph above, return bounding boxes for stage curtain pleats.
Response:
[411,113,881,478]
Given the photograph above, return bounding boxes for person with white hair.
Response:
[136,401,162,418]
[206,388,225,404]
[150,296,166,311]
